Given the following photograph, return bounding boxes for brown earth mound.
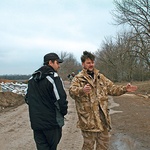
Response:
[0,92,25,112]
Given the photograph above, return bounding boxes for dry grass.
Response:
[115,80,150,95]
[133,80,150,94]
[0,79,17,83]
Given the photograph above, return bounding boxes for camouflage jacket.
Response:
[69,68,127,132]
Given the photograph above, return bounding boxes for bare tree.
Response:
[59,51,81,80]
[95,37,120,81]
[95,31,149,81]
[112,0,150,36]
[112,0,150,68]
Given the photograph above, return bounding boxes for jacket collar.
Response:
[78,68,100,87]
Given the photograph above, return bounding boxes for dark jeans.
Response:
[33,128,62,150]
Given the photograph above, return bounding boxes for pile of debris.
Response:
[0,82,27,96]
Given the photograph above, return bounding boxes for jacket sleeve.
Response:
[100,74,127,96]
[69,76,85,100]
[54,77,68,116]
[24,93,29,104]
[24,82,30,104]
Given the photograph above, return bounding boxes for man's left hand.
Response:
[126,83,138,92]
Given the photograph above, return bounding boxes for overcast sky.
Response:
[0,0,119,75]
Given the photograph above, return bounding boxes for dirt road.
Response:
[0,88,82,150]
[0,82,150,150]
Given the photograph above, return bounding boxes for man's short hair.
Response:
[81,51,95,63]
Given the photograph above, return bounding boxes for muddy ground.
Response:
[0,81,150,150]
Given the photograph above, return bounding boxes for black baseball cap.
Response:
[44,53,63,64]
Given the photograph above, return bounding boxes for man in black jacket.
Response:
[25,52,68,150]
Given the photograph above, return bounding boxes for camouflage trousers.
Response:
[81,129,109,150]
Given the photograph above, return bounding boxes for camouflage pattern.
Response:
[82,129,109,150]
[69,68,127,132]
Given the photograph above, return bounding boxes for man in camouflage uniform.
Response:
[69,51,137,150]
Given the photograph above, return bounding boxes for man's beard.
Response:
[87,67,94,72]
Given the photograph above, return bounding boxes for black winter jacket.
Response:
[25,65,68,130]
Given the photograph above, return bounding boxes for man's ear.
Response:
[48,60,52,65]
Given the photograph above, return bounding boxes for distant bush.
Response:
[0,75,31,81]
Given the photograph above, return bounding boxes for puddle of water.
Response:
[108,96,123,115]
[112,133,141,150]
[108,96,144,150]
[109,109,123,115]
